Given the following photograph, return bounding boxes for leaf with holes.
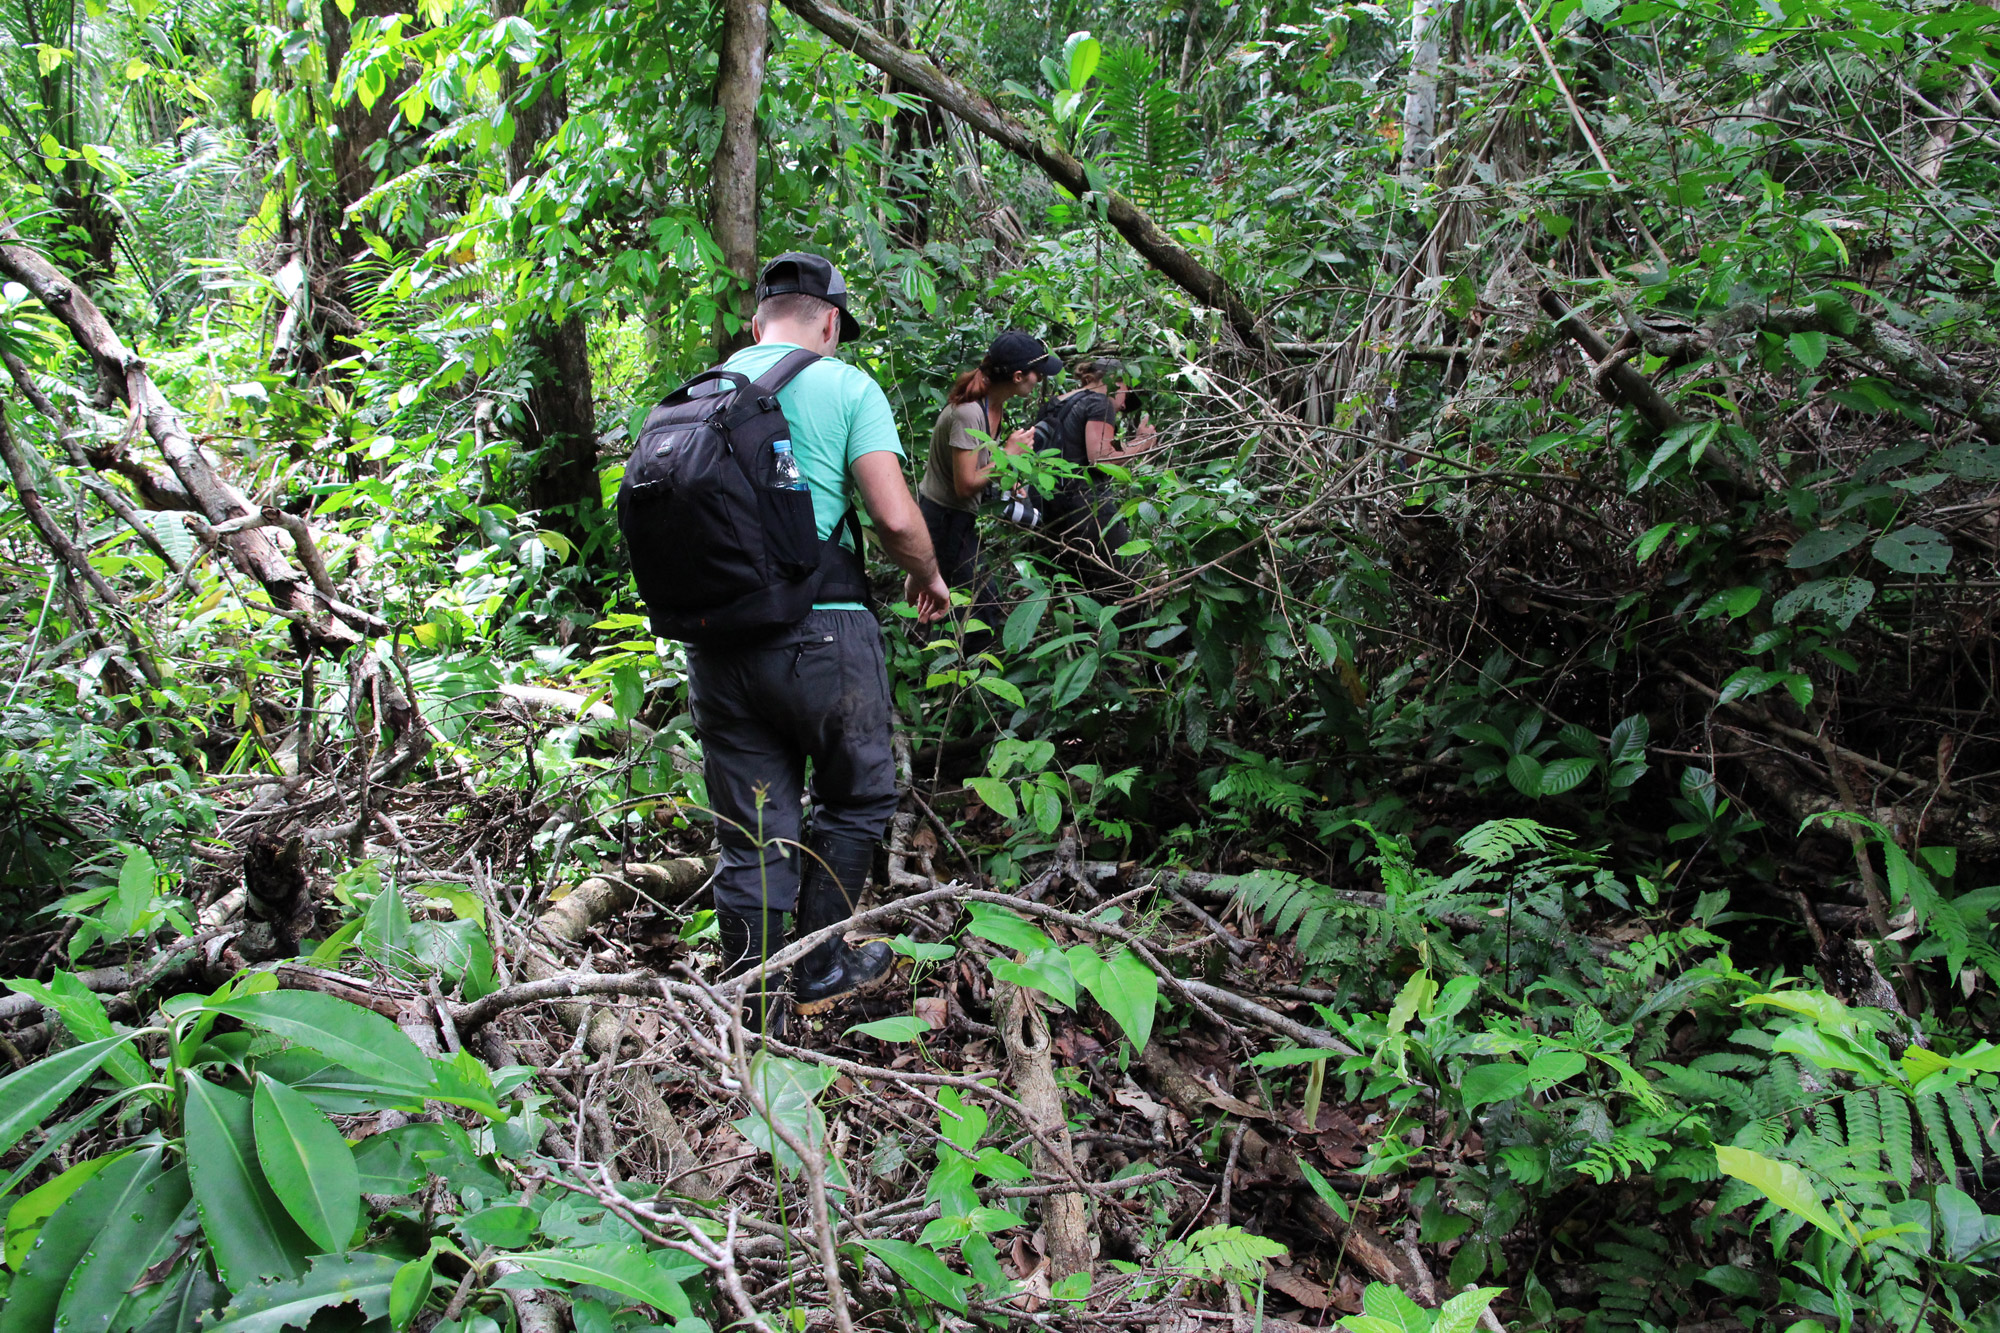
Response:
[1871,525,1951,574]
[202,1252,403,1333]
[1772,577,1875,629]
[1786,523,1869,569]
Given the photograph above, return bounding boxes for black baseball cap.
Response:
[985,330,1062,378]
[758,251,864,342]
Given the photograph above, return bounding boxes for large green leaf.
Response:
[0,1033,140,1159]
[1460,1061,1532,1111]
[731,1053,835,1175]
[1714,1144,1845,1240]
[964,903,1049,953]
[1067,945,1157,1052]
[213,991,433,1092]
[183,1077,312,1287]
[0,1148,160,1333]
[4,972,152,1089]
[203,1252,403,1333]
[990,946,1077,1008]
[855,1238,970,1312]
[1435,1286,1509,1333]
[3,1149,129,1269]
[253,1075,361,1253]
[55,1157,192,1333]
[500,1245,698,1318]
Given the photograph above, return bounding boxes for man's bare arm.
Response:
[852,450,950,623]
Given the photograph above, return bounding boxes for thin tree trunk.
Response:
[778,0,1268,349]
[711,0,771,358]
[497,0,601,538]
[1400,0,1444,175]
[1176,0,1202,94]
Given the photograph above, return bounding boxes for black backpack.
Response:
[1031,388,1106,496]
[616,348,869,645]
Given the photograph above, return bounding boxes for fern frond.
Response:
[1881,1090,1915,1184]
[1947,1087,1987,1183]
[1843,1089,1883,1174]
[1455,817,1559,866]
[1920,1090,1961,1181]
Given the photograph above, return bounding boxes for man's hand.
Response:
[1129,416,1159,450]
[906,569,952,625]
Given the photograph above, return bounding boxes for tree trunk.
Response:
[1176,0,1202,95]
[1399,0,1444,176]
[777,0,1268,349]
[711,0,771,358]
[495,0,601,538]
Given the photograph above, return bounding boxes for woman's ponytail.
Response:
[946,365,995,405]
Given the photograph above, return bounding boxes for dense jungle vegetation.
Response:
[2,0,2000,1327]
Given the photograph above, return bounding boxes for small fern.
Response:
[1162,1224,1287,1281]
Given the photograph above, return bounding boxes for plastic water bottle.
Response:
[771,438,806,490]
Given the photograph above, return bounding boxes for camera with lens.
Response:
[999,490,1043,529]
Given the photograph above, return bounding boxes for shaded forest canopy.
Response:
[1,0,1999,1328]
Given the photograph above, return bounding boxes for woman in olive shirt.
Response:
[917,331,1060,655]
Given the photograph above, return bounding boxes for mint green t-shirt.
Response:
[718,342,905,612]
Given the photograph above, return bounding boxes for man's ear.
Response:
[825,308,842,347]
[750,315,765,341]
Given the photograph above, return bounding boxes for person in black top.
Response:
[1032,356,1163,593]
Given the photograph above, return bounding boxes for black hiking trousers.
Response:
[1041,483,1132,593]
[686,609,898,918]
[918,494,1003,657]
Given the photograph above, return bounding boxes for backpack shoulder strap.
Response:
[721,348,822,428]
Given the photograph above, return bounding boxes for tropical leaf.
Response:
[203,1252,404,1333]
[252,1075,361,1253]
[182,1077,313,1287]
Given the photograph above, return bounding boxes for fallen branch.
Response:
[773,0,1267,348]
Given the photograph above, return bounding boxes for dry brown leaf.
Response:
[1268,1267,1332,1310]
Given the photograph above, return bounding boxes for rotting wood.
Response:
[994,979,1094,1282]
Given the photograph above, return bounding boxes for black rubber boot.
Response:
[792,836,895,1013]
[718,910,789,1036]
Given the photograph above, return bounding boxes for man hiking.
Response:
[684,252,950,1027]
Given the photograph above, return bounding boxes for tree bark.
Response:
[1399,0,1443,176]
[994,981,1093,1283]
[711,0,770,358]
[0,221,377,652]
[776,0,1267,348]
[0,406,161,686]
[493,0,602,537]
